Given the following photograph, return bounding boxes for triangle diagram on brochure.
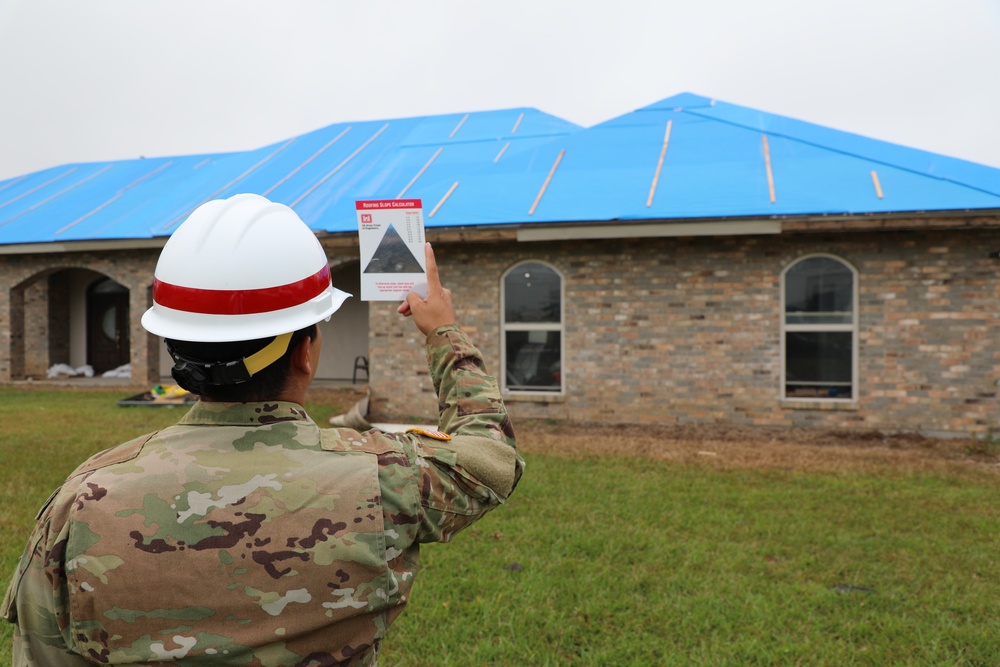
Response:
[363,224,423,273]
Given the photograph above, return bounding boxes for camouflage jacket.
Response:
[3,325,522,666]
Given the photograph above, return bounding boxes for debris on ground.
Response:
[118,384,196,407]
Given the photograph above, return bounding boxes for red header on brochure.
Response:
[356,199,422,210]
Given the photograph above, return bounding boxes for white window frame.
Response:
[500,261,565,395]
[780,254,858,402]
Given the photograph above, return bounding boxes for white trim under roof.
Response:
[516,220,782,242]
[0,238,169,255]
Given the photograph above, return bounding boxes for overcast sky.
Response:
[1,0,999,182]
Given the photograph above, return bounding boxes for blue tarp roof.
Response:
[0,108,578,244]
[2,93,999,246]
[421,93,1000,227]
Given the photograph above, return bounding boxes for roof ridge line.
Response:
[399,130,583,150]
[681,107,1000,199]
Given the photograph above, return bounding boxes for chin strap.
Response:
[167,332,293,386]
[244,333,293,376]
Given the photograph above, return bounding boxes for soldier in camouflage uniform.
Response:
[2,194,523,666]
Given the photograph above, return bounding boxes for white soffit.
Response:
[0,238,168,255]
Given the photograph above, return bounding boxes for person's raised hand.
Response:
[397,243,455,336]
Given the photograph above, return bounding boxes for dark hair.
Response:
[166,324,317,402]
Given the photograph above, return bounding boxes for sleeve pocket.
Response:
[1,528,46,622]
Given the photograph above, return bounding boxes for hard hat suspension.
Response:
[166,332,294,387]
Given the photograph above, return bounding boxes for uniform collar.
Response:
[177,400,313,427]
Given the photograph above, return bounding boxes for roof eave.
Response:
[0,237,168,255]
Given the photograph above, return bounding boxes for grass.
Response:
[2,386,999,665]
[384,462,999,666]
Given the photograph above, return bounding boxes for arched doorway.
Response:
[87,277,130,374]
[316,262,368,381]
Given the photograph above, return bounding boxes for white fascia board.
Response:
[516,220,782,242]
[0,238,168,255]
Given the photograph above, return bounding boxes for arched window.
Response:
[501,261,563,393]
[782,255,857,400]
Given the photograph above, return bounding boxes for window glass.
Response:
[91,278,128,295]
[785,331,852,398]
[505,331,561,391]
[783,256,856,400]
[504,263,561,324]
[101,306,119,340]
[785,257,852,323]
[502,261,563,393]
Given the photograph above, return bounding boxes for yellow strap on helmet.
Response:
[243,332,293,377]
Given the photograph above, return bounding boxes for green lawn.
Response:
[2,388,998,665]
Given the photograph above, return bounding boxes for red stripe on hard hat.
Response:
[153,265,331,315]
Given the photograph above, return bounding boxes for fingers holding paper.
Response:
[397,243,455,336]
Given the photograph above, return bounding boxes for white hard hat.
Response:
[142,194,351,342]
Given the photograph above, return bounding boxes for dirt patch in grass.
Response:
[16,384,988,478]
[303,387,1000,476]
[515,419,1000,477]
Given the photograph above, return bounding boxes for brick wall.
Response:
[3,224,998,437]
[23,278,49,377]
[368,228,1000,438]
[48,271,72,369]
[0,249,161,383]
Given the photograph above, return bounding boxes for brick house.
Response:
[373,218,1000,439]
[3,94,999,437]
[0,107,579,387]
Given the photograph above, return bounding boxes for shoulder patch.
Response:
[320,428,402,454]
[406,427,452,441]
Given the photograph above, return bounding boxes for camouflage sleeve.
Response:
[2,485,93,666]
[406,324,524,543]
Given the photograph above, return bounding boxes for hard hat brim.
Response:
[142,287,352,342]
